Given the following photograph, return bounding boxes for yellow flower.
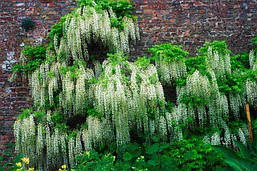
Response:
[61,165,67,169]
[22,157,30,164]
[16,162,22,167]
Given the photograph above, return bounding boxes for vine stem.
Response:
[246,103,253,143]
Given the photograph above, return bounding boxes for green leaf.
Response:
[123,152,133,161]
[146,144,159,155]
[234,141,251,159]
[147,159,157,166]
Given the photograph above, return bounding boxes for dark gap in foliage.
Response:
[163,84,176,103]
[66,114,88,130]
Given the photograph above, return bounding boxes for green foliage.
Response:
[0,154,24,171]
[214,141,257,171]
[74,151,116,171]
[251,36,257,52]
[174,56,210,88]
[73,137,225,171]
[110,17,124,31]
[150,43,188,63]
[87,107,104,118]
[165,101,175,112]
[33,111,46,123]
[199,40,231,56]
[21,18,35,32]
[231,52,250,71]
[51,112,65,124]
[135,56,151,69]
[47,15,67,42]
[217,72,245,95]
[253,119,257,136]
[180,94,210,107]
[149,73,158,84]
[17,108,33,121]
[0,143,24,171]
[59,60,86,78]
[217,52,257,95]
[74,143,177,171]
[228,121,245,134]
[107,53,128,66]
[77,0,135,18]
[11,46,46,74]
[174,40,256,98]
[168,138,225,170]
[21,46,46,61]
[17,108,48,124]
[185,55,208,75]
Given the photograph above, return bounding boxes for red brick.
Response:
[170,19,176,23]
[144,9,152,14]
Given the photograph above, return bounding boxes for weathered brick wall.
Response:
[0,0,257,151]
[134,0,257,55]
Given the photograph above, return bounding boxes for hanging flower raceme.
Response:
[150,44,188,84]
[206,46,231,78]
[14,115,36,167]
[202,122,249,147]
[59,6,140,62]
[93,55,167,144]
[186,70,211,100]
[249,50,256,70]
[246,79,257,108]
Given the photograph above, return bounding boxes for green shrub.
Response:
[199,40,231,56]
[21,45,46,61]
[11,46,46,74]
[77,0,135,18]
[150,43,189,62]
[73,137,225,171]
[214,141,257,171]
[47,15,68,42]
[0,143,24,171]
[251,36,257,52]
[167,138,225,170]
[21,18,35,32]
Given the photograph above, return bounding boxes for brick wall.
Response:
[0,0,257,151]
[134,0,257,56]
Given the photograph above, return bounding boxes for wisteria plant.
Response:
[11,0,257,170]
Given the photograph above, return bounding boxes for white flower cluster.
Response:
[165,106,185,141]
[30,61,95,117]
[203,122,249,147]
[246,79,257,108]
[208,94,229,126]
[206,46,231,78]
[249,50,256,70]
[14,112,117,170]
[156,60,187,84]
[14,116,35,167]
[186,70,211,99]
[14,116,35,159]
[93,58,167,145]
[229,93,245,120]
[59,6,140,62]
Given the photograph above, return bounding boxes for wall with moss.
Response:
[0,0,257,151]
